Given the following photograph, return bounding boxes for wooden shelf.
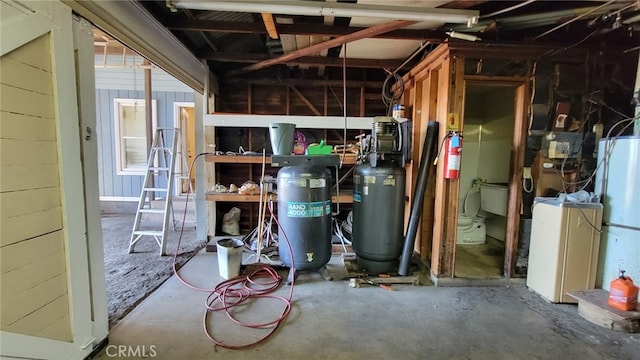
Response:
[333,191,354,203]
[206,153,358,165]
[204,114,374,129]
[205,193,265,202]
[206,191,353,203]
[205,154,268,163]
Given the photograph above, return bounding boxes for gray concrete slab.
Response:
[93,251,640,360]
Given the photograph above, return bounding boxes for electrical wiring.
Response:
[576,206,603,233]
[481,0,537,19]
[532,0,621,40]
[380,42,431,116]
[341,44,347,169]
[172,152,295,350]
[530,197,603,233]
[555,113,637,194]
[332,218,351,254]
[432,134,450,166]
[528,61,537,130]
[382,72,404,114]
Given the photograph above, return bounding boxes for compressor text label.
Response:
[287,201,331,217]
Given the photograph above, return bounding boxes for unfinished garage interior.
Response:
[1,1,640,359]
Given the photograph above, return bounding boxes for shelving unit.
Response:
[205,189,355,203]
[205,154,357,202]
[203,115,371,236]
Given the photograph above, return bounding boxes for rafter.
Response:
[223,77,385,88]
[290,86,321,115]
[201,52,403,69]
[229,20,416,75]
[261,13,279,39]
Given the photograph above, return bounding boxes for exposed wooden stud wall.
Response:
[359,86,365,117]
[291,86,322,116]
[323,86,328,116]
[399,45,452,278]
[217,81,386,117]
[438,56,465,278]
[432,56,452,278]
[422,71,440,264]
[401,43,549,280]
[286,86,290,115]
[505,82,528,278]
[247,83,252,114]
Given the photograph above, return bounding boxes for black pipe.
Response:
[398,121,439,276]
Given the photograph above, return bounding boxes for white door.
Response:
[0,2,107,359]
[174,102,196,195]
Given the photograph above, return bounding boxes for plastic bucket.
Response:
[269,123,296,155]
[216,238,244,279]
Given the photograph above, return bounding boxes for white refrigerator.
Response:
[594,136,640,290]
[527,199,603,303]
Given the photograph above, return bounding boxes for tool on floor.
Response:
[363,279,393,291]
[129,128,179,256]
[348,276,419,289]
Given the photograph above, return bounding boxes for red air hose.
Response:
[172,153,295,349]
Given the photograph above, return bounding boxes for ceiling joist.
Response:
[165,19,446,41]
[229,19,417,75]
[201,52,403,69]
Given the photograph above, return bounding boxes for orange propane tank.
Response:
[608,270,639,311]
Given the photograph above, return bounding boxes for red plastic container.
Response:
[608,271,639,311]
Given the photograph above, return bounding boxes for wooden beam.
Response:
[323,86,328,116]
[229,20,416,75]
[165,19,445,41]
[261,13,279,39]
[505,81,528,278]
[290,86,321,116]
[182,8,218,52]
[440,1,488,9]
[201,52,403,69]
[247,83,252,114]
[359,86,365,117]
[224,77,384,88]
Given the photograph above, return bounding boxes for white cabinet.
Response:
[526,199,603,303]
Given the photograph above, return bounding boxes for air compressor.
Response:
[271,155,338,283]
[352,116,409,274]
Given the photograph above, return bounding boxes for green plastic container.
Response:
[305,139,333,155]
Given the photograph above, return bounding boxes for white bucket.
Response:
[216,238,244,279]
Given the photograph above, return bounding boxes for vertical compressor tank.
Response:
[352,161,406,274]
[277,165,332,271]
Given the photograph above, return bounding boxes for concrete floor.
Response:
[91,249,639,360]
[101,199,200,326]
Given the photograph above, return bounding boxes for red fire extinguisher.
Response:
[443,132,462,179]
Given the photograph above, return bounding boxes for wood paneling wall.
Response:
[217,81,388,117]
[0,34,72,341]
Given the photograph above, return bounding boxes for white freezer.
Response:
[526,199,603,303]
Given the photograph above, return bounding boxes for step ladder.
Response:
[129,128,179,256]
